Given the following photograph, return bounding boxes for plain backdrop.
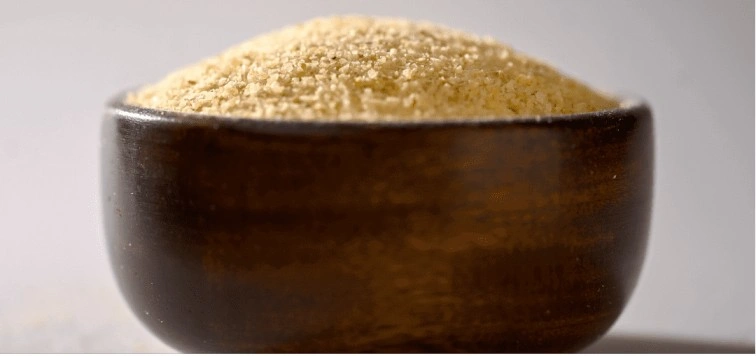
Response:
[0,0,753,352]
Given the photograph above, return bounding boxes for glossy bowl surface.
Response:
[101,98,653,352]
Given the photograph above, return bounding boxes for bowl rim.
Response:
[107,92,651,131]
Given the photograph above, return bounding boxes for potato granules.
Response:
[127,16,618,122]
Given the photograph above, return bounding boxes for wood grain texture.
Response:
[101,101,653,352]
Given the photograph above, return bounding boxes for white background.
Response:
[0,0,753,352]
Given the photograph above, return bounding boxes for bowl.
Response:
[101,95,653,352]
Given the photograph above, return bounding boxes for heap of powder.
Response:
[127,16,618,122]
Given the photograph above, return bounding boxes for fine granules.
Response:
[127,16,618,122]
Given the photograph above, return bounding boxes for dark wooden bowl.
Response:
[101,97,653,353]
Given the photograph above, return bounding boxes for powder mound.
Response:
[127,16,618,122]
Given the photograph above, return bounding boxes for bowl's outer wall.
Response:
[101,107,653,352]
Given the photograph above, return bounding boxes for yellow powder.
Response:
[127,16,618,122]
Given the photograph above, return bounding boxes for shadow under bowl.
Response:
[101,97,653,352]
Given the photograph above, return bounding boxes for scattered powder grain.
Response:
[127,16,618,122]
